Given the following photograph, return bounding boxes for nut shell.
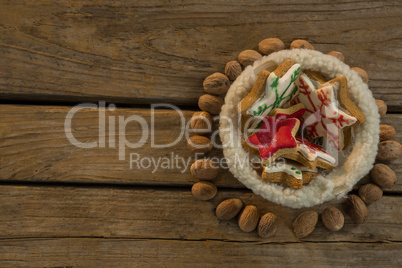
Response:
[190,159,219,181]
[187,135,213,153]
[358,183,383,204]
[290,40,315,50]
[375,99,387,118]
[379,124,396,141]
[238,205,259,232]
[203,72,230,95]
[345,195,368,224]
[376,140,402,162]
[190,111,212,135]
[371,163,397,189]
[352,67,369,84]
[238,50,262,67]
[258,213,278,238]
[327,51,345,62]
[322,207,344,232]
[216,198,243,220]
[225,61,242,81]
[198,94,224,115]
[258,38,285,55]
[292,211,318,238]
[191,181,217,201]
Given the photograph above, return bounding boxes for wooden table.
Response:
[0,1,401,266]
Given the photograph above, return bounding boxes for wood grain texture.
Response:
[0,238,400,267]
[0,104,242,186]
[0,185,400,243]
[0,0,401,110]
[1,105,401,191]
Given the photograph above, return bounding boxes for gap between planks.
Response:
[0,1,401,111]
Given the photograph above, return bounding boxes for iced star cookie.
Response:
[246,116,300,164]
[261,160,318,189]
[327,76,366,149]
[302,71,366,149]
[282,136,336,170]
[248,63,300,117]
[237,60,299,118]
[244,104,305,163]
[291,74,358,150]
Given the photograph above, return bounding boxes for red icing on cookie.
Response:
[247,117,299,161]
[292,75,357,150]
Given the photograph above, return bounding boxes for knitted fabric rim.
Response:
[219,49,380,208]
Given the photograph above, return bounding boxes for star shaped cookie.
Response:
[237,59,300,117]
[246,116,300,164]
[327,76,366,149]
[304,71,366,149]
[262,160,318,189]
[291,74,357,150]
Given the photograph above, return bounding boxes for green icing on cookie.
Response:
[250,65,301,118]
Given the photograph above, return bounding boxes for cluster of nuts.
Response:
[215,198,279,238]
[291,207,344,239]
[343,100,401,224]
[190,65,229,201]
[189,36,400,240]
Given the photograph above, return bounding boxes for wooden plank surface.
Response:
[0,104,242,186]
[1,105,401,192]
[1,1,401,266]
[0,238,400,267]
[0,185,400,243]
[0,0,401,110]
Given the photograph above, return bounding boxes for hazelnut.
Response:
[203,72,230,95]
[225,61,242,81]
[352,67,369,84]
[290,40,315,50]
[192,181,217,201]
[238,50,262,67]
[258,38,285,55]
[327,51,345,62]
[216,198,243,220]
[371,163,397,189]
[198,94,224,115]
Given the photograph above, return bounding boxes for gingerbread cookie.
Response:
[304,69,327,84]
[282,135,336,170]
[237,69,271,117]
[237,60,299,118]
[246,116,300,164]
[291,73,357,150]
[261,160,318,189]
[326,76,366,149]
[301,72,366,150]
[245,103,306,163]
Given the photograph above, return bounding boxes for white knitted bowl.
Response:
[219,49,380,208]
